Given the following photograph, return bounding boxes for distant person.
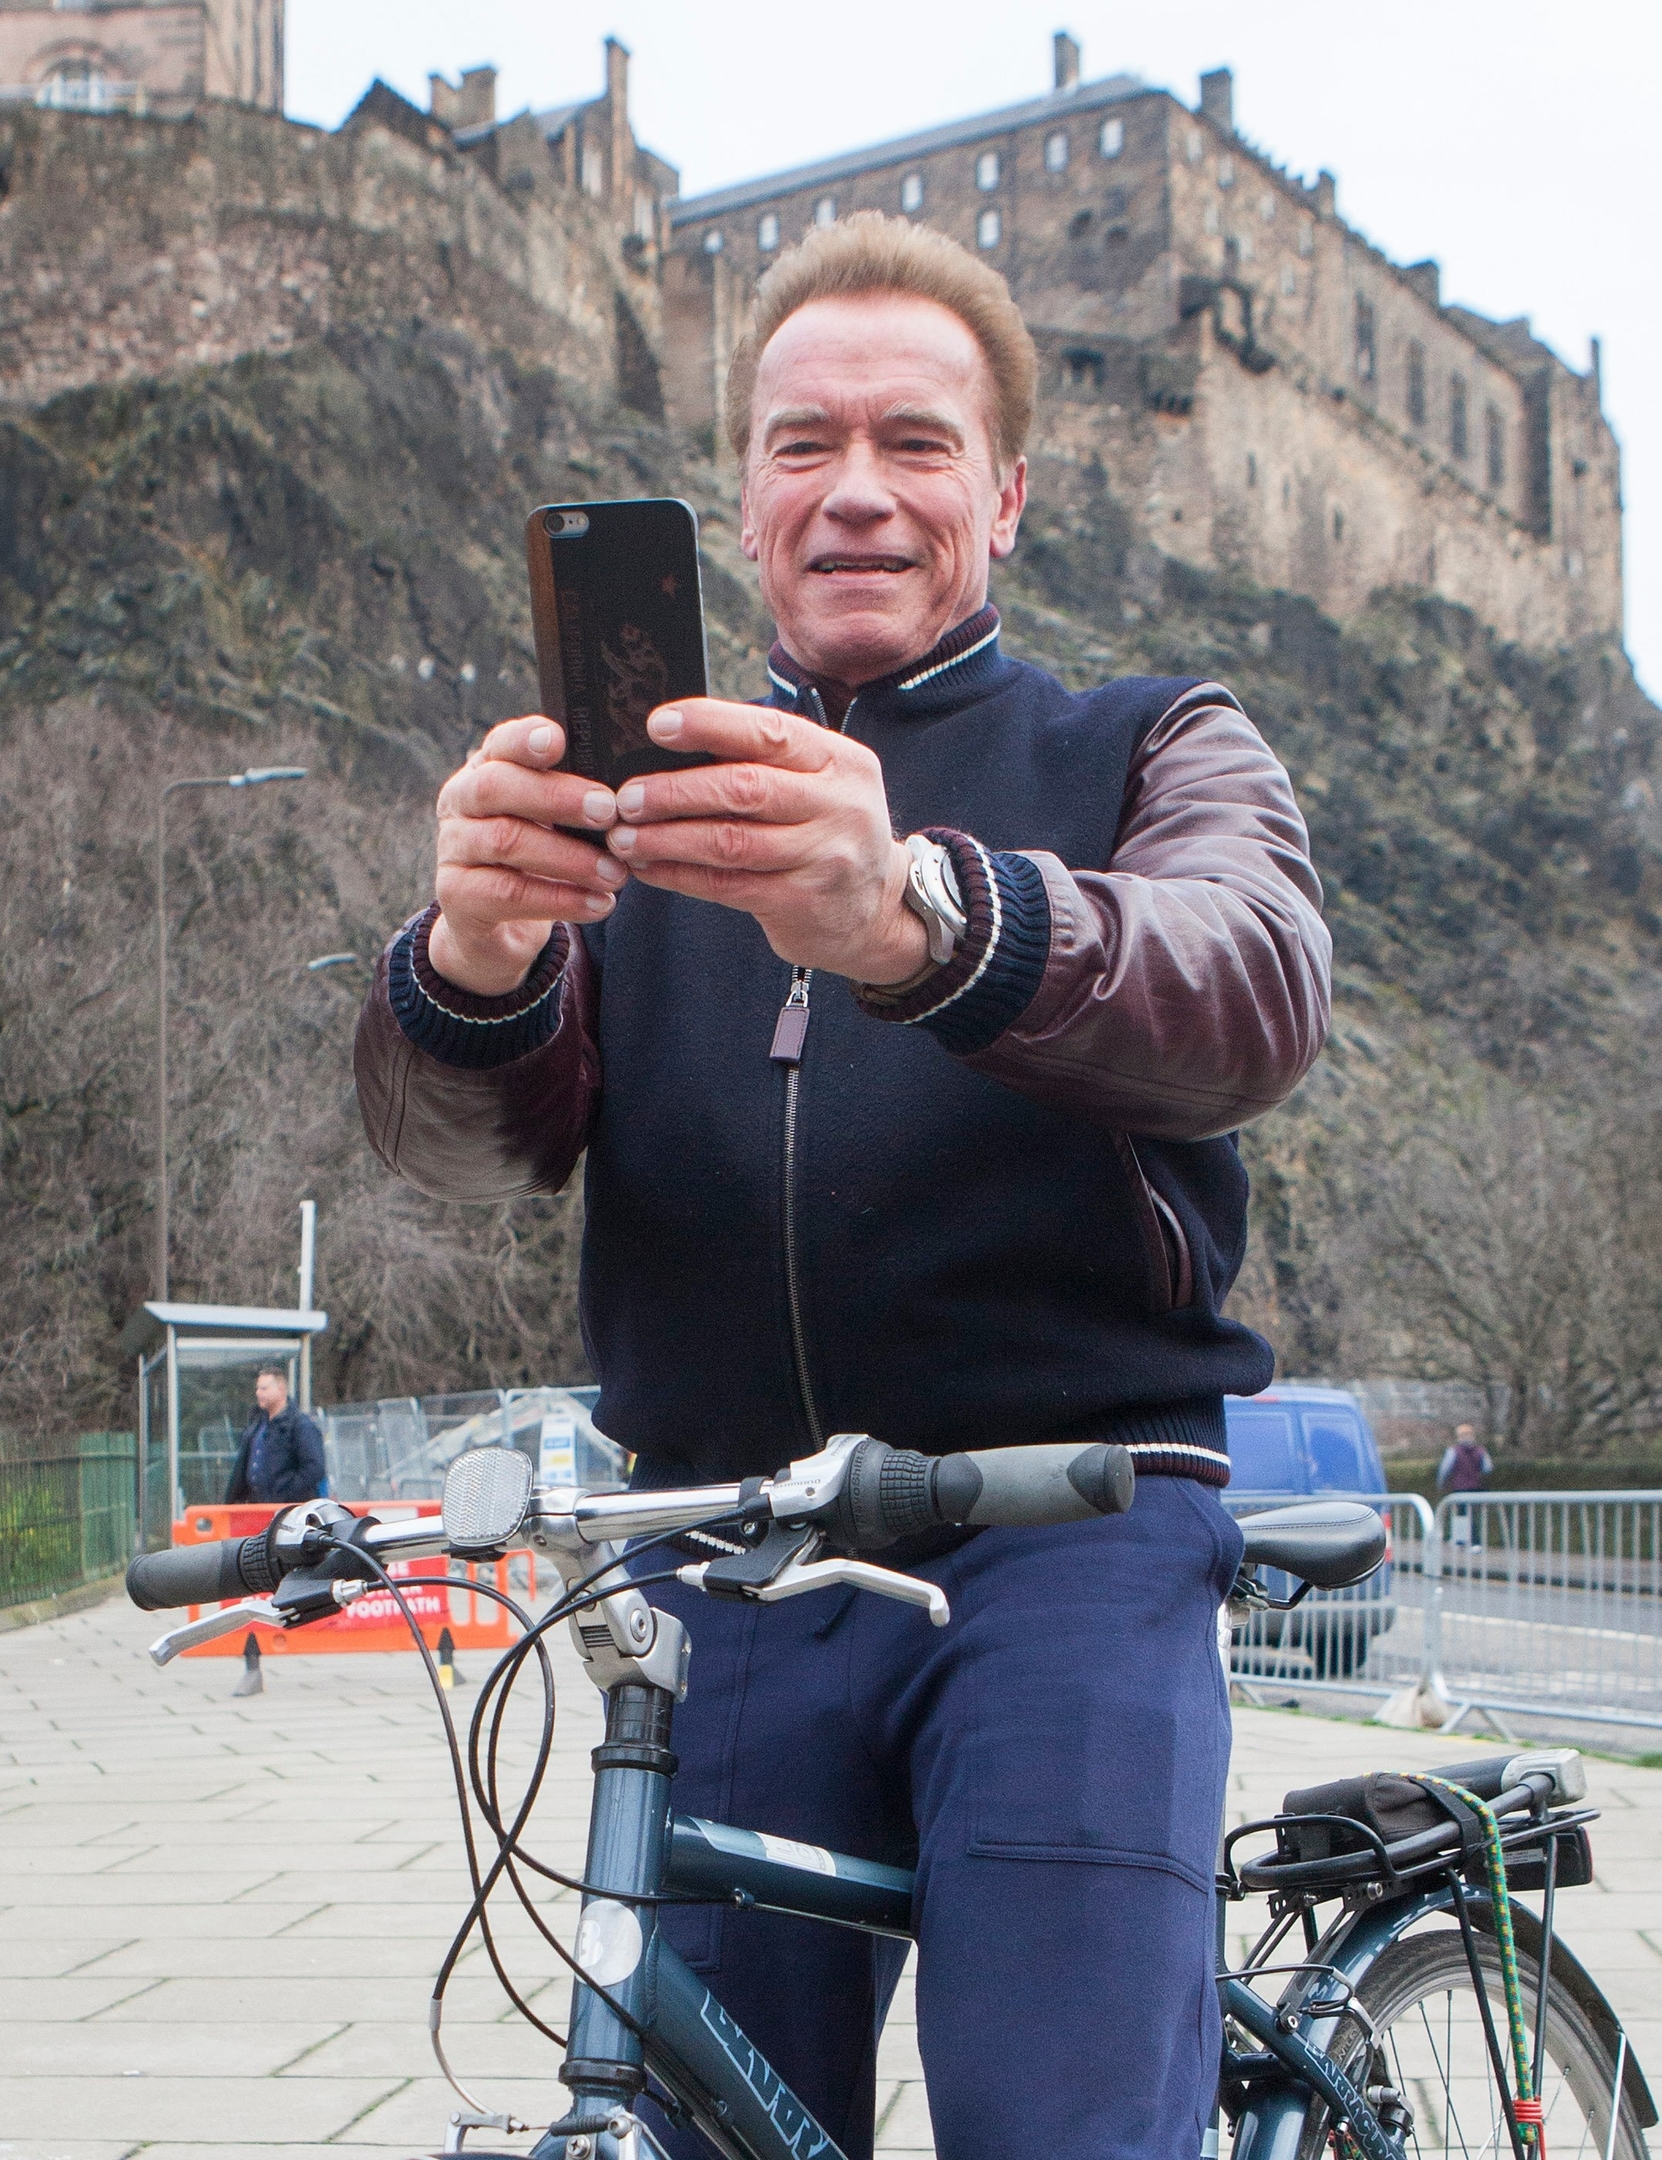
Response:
[1437,1420,1492,1549]
[224,1363,326,1503]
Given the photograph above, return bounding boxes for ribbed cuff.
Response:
[387,904,569,1069]
[855,829,1051,1056]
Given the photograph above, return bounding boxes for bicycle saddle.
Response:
[1235,1501,1386,1589]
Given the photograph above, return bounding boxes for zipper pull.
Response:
[770,968,811,1064]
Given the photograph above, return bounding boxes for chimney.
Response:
[1403,259,1440,308]
[1053,31,1081,91]
[429,64,496,132]
[606,35,630,201]
[1199,67,1233,133]
[1312,169,1336,217]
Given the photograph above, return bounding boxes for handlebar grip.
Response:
[125,1528,283,1613]
[836,1440,1134,1550]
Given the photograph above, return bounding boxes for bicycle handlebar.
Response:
[126,1528,283,1612]
[823,1438,1135,1549]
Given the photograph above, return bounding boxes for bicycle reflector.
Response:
[442,1446,534,1553]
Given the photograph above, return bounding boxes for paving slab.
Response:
[3,1585,1659,2157]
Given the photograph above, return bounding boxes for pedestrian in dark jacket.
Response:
[224,1363,326,1503]
[1437,1422,1493,1494]
[354,212,1331,2160]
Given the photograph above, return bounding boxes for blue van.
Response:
[1223,1384,1391,1677]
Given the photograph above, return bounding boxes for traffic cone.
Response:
[231,1632,264,1698]
[437,1627,464,1689]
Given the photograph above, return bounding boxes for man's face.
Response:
[740,292,1026,688]
[255,1371,288,1415]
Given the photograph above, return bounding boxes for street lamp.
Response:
[155,766,307,1298]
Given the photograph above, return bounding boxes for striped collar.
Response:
[765,606,1009,722]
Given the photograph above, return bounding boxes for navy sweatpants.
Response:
[633,1477,1242,2160]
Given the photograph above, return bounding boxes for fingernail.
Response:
[594,853,628,885]
[609,825,637,854]
[647,708,683,742]
[528,722,556,754]
[616,782,645,818]
[584,892,615,916]
[582,789,615,825]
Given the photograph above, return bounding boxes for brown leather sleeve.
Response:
[352,934,601,1202]
[963,685,1331,1140]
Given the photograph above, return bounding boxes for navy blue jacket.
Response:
[225,1402,327,1504]
[358,626,1330,1485]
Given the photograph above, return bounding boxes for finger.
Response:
[440,758,617,831]
[645,698,838,773]
[613,760,825,827]
[437,862,618,923]
[607,814,821,877]
[441,812,630,891]
[475,714,568,769]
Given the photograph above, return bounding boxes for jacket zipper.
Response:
[767,686,857,1450]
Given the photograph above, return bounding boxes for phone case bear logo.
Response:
[600,623,670,762]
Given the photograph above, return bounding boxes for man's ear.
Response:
[988,456,1027,562]
[739,475,759,563]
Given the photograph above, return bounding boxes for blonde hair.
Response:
[723,211,1037,473]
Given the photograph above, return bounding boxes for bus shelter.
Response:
[122,1302,328,1550]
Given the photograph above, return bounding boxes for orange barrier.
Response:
[171,1502,536,1658]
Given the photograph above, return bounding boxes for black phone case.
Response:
[525,497,711,790]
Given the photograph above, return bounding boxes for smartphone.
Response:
[525,497,711,791]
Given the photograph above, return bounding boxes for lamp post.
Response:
[155,767,307,1299]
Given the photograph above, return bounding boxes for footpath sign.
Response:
[171,1500,534,1658]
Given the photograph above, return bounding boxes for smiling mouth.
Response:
[809,555,915,574]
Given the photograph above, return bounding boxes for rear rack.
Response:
[1222,1802,1598,1902]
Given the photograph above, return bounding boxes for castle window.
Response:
[977,207,1002,249]
[1101,116,1125,159]
[703,228,724,255]
[634,194,656,243]
[581,142,605,196]
[1450,373,1469,458]
[1406,340,1426,426]
[1045,129,1069,173]
[1333,507,1345,542]
[1280,263,1297,296]
[976,150,1000,191]
[1185,127,1202,163]
[1354,293,1376,384]
[1486,404,1506,488]
[900,171,924,213]
[1203,200,1220,236]
[757,212,780,252]
[1247,452,1258,486]
[1217,154,1235,189]
[1259,190,1276,222]
[814,195,836,228]
[1297,222,1315,257]
[1062,348,1105,393]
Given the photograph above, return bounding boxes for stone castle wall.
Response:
[0,96,662,414]
[0,0,282,116]
[666,69,1624,654]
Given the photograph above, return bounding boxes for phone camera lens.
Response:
[544,511,566,535]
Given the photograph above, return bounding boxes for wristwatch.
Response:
[900,834,968,966]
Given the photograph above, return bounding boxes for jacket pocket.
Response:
[1113,1134,1194,1314]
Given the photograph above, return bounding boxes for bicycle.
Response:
[127,1434,1656,2160]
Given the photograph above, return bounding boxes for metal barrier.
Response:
[1226,1488,1662,1735]
[1433,1490,1662,1733]
[0,1436,137,1609]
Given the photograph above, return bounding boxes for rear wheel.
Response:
[1294,1929,1648,2160]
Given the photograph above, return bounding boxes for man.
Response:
[355,214,1330,2159]
[223,1362,326,1504]
[1437,1419,1493,1550]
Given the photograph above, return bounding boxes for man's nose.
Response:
[821,440,894,524]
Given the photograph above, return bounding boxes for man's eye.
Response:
[776,438,827,457]
[897,436,950,456]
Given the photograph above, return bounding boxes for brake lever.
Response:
[148,1598,283,1666]
[678,1547,951,1627]
[146,1576,371,1667]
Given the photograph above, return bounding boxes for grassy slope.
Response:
[2,329,1657,1430]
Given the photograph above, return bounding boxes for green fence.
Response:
[0,1435,136,1610]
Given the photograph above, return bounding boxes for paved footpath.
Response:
[2,1590,1658,2158]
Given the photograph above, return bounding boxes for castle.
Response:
[0,21,1624,655]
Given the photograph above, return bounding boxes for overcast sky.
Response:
[287,0,1659,698]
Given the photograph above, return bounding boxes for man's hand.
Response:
[430,717,624,996]
[604,700,930,984]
